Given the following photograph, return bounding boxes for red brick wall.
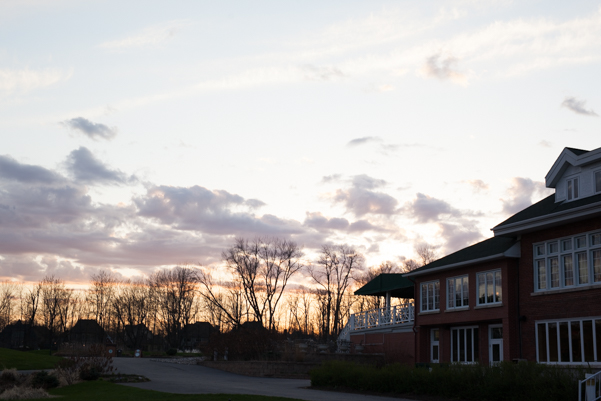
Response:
[350,331,414,365]
[519,217,601,361]
[413,258,519,364]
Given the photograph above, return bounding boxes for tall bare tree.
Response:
[0,281,17,330]
[89,270,117,332]
[309,245,364,339]
[150,266,199,348]
[221,237,303,330]
[40,276,67,349]
[112,279,153,349]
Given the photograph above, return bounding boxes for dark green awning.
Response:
[354,273,414,299]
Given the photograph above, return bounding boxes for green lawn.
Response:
[0,347,63,370]
[46,380,302,401]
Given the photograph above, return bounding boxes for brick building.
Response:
[343,146,601,366]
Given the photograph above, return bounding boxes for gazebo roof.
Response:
[354,273,414,299]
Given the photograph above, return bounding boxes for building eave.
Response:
[403,253,511,277]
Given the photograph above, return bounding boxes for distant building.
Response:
[181,322,215,349]
[0,321,50,350]
[69,319,105,345]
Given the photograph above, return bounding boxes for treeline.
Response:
[0,237,430,348]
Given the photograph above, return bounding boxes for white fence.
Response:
[337,302,414,347]
[580,371,601,401]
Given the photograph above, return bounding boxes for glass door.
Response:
[489,324,503,365]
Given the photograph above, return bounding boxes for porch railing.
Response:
[337,302,414,347]
[580,371,601,401]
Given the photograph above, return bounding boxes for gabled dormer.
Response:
[545,147,601,203]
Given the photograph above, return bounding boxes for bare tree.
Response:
[40,276,67,349]
[354,261,400,312]
[221,237,303,330]
[22,283,42,326]
[309,245,364,339]
[0,281,17,330]
[401,243,439,273]
[112,279,153,349]
[89,270,117,332]
[150,266,199,349]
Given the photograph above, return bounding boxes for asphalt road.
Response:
[111,358,409,401]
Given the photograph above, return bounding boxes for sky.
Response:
[0,0,600,286]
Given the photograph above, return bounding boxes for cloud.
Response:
[406,193,459,223]
[301,64,345,81]
[321,174,342,184]
[464,179,489,193]
[0,68,70,95]
[539,140,553,148]
[333,189,397,217]
[304,212,350,231]
[346,136,382,147]
[420,53,468,84]
[99,20,190,50]
[65,147,130,185]
[348,219,388,233]
[61,117,117,141]
[0,155,63,184]
[561,96,598,117]
[438,222,483,255]
[500,177,551,215]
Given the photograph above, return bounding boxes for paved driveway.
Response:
[112,358,408,401]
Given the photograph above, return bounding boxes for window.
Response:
[534,230,601,291]
[421,281,440,312]
[477,270,502,305]
[596,171,601,193]
[451,326,479,363]
[536,317,601,364]
[447,275,468,309]
[567,177,579,200]
[431,329,440,363]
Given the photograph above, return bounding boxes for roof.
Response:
[404,236,519,277]
[354,274,414,298]
[493,193,601,234]
[545,147,601,187]
[565,147,589,156]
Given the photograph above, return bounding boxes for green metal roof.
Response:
[494,193,601,230]
[405,236,519,276]
[354,273,414,298]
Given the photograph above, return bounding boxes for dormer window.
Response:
[567,177,579,201]
[595,171,601,193]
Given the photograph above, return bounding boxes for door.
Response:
[431,328,440,363]
[489,324,503,365]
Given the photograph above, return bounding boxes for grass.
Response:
[0,347,63,370]
[45,380,302,401]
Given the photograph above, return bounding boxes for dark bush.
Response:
[79,364,101,381]
[166,348,177,356]
[31,371,59,390]
[310,361,583,401]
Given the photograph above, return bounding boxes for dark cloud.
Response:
[407,193,458,223]
[321,174,342,184]
[135,185,302,236]
[301,64,345,81]
[61,117,118,140]
[65,147,130,185]
[304,212,350,231]
[346,137,382,147]
[0,155,63,184]
[501,177,551,215]
[561,97,598,117]
[421,53,466,83]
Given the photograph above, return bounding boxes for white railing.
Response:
[580,371,601,401]
[337,303,415,348]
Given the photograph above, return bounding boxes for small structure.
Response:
[69,319,104,345]
[181,322,214,350]
[0,321,50,350]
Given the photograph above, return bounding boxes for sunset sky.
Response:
[1,0,600,285]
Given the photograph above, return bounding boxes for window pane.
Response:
[466,329,472,362]
[578,253,589,284]
[536,245,545,256]
[478,274,485,304]
[448,280,454,308]
[559,322,570,362]
[434,281,440,310]
[538,323,548,362]
[583,320,594,362]
[550,257,559,288]
[462,277,469,306]
[432,345,439,361]
[596,171,601,193]
[452,330,457,362]
[574,178,579,198]
[562,239,572,252]
[456,278,462,307]
[495,271,502,303]
[491,327,503,339]
[548,242,558,254]
[432,328,439,341]
[549,323,558,362]
[571,321,582,362]
[487,272,493,302]
[568,180,573,200]
[473,328,479,362]
[563,255,574,286]
[421,284,427,310]
[537,259,547,289]
[577,236,586,249]
[596,320,601,362]
[591,233,601,246]
[428,283,434,310]
[593,250,601,283]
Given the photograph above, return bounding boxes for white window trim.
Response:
[535,316,601,365]
[533,229,601,292]
[451,325,479,364]
[447,275,469,310]
[477,269,502,305]
[566,176,580,201]
[420,280,440,312]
